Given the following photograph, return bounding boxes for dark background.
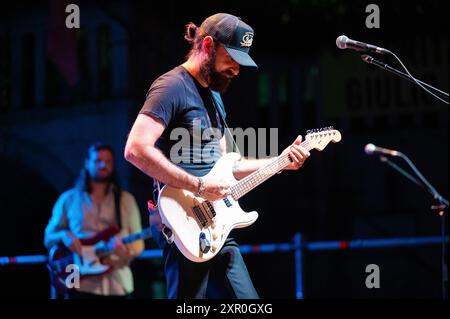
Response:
[0,0,448,299]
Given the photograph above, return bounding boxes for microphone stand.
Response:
[361,55,449,102]
[379,154,448,299]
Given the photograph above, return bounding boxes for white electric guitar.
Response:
[158,128,342,262]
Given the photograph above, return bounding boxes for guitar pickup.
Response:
[202,201,216,219]
[192,205,208,227]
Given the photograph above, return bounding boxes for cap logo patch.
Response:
[240,32,254,47]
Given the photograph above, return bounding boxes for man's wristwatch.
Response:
[195,177,205,197]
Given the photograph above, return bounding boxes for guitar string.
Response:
[233,135,329,198]
[231,140,315,199]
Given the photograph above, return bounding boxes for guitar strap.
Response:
[112,185,122,229]
[209,91,242,157]
[152,179,174,245]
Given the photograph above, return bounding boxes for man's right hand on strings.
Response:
[63,232,82,255]
[200,176,230,201]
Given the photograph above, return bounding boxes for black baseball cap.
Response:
[200,13,257,68]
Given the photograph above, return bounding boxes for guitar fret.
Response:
[232,153,292,200]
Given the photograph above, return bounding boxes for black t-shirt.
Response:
[140,65,227,177]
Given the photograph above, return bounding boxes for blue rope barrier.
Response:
[0,255,48,265]
[137,249,163,259]
[1,234,447,299]
[305,236,448,251]
[239,243,294,254]
[1,235,447,266]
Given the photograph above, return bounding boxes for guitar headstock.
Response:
[305,126,342,151]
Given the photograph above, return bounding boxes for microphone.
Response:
[336,35,390,54]
[364,143,400,156]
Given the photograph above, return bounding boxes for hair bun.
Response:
[184,22,198,43]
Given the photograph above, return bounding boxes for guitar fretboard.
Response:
[230,140,313,200]
[122,228,153,245]
[96,228,152,254]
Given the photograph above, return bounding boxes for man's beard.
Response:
[200,47,232,93]
[91,172,112,183]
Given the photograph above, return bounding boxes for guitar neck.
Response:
[96,228,152,254]
[230,140,314,200]
[122,228,152,245]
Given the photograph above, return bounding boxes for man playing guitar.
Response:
[125,13,310,299]
[44,142,144,299]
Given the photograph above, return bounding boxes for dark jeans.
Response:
[163,237,259,299]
